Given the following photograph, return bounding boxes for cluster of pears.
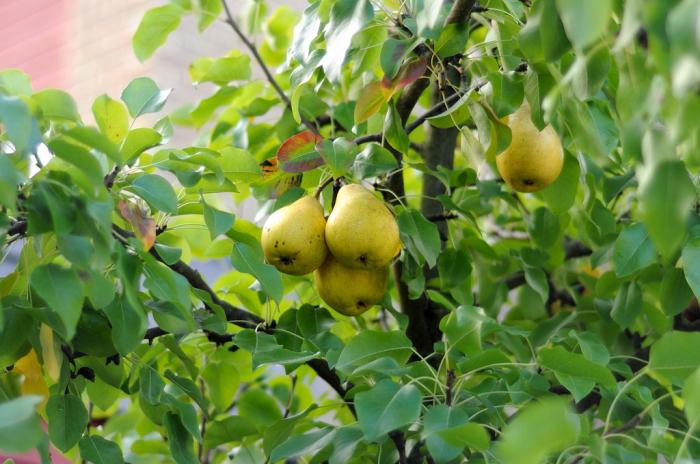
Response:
[261,183,400,316]
[496,102,564,192]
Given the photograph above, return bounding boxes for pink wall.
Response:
[0,0,69,89]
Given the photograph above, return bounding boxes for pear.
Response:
[261,195,328,275]
[325,184,401,269]
[314,254,388,316]
[496,102,564,193]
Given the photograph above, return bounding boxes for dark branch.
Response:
[8,219,27,236]
[221,1,319,135]
[389,431,408,464]
[112,224,354,414]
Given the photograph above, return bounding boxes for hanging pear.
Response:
[325,184,401,269]
[314,254,388,316]
[261,195,328,275]
[496,102,564,192]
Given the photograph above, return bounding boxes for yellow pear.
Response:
[496,103,564,192]
[314,254,389,316]
[325,184,401,269]
[261,195,328,275]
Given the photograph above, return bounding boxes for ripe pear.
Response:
[261,195,327,275]
[496,103,564,193]
[314,254,389,316]
[325,184,401,269]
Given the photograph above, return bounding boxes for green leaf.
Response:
[30,264,84,339]
[201,196,235,240]
[48,139,104,193]
[220,147,263,181]
[102,297,147,355]
[64,127,122,165]
[352,143,398,179]
[660,268,694,317]
[122,128,162,163]
[355,379,422,441]
[613,223,656,278]
[611,281,643,329]
[540,152,580,213]
[91,94,129,144]
[202,360,240,413]
[133,4,183,62]
[0,396,44,453]
[556,0,612,50]
[421,405,470,463]
[235,329,317,368]
[498,397,579,464]
[439,306,482,356]
[0,156,21,209]
[437,422,490,453]
[336,330,412,373]
[322,0,373,81]
[163,412,199,464]
[435,23,470,58]
[128,174,178,214]
[317,137,357,177]
[139,365,165,405]
[238,388,283,429]
[683,237,700,301]
[46,394,88,452]
[204,416,257,448]
[415,0,447,39]
[397,209,441,268]
[78,436,125,464]
[197,0,222,31]
[270,428,336,461]
[121,77,172,118]
[0,69,32,95]
[538,346,616,389]
[649,331,700,385]
[640,160,694,259]
[33,88,80,121]
[189,54,251,85]
[529,207,560,249]
[0,95,33,153]
[518,0,571,62]
[384,104,409,153]
[231,243,284,303]
[683,367,700,425]
[457,348,511,374]
[380,39,412,79]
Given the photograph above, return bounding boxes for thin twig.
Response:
[221,1,319,135]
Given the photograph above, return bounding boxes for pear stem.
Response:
[314,176,339,199]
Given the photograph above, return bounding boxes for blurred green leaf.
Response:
[498,397,579,464]
[355,379,422,441]
[133,4,183,62]
[613,223,656,278]
[46,394,88,452]
[0,396,44,453]
[121,77,172,118]
[231,243,284,303]
[30,264,84,340]
[649,331,700,385]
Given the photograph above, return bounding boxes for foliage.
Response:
[1,0,700,462]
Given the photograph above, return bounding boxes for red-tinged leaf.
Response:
[118,200,156,251]
[394,58,428,91]
[381,57,429,96]
[277,131,325,173]
[355,81,390,124]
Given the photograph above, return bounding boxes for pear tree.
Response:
[2,0,700,463]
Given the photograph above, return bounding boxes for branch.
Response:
[353,81,486,146]
[7,218,27,236]
[112,225,354,414]
[221,1,319,135]
[389,431,408,464]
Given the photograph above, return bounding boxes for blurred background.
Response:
[0,0,302,116]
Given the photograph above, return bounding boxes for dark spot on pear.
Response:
[523,179,535,186]
[280,256,293,265]
[359,255,367,264]
[357,300,366,308]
